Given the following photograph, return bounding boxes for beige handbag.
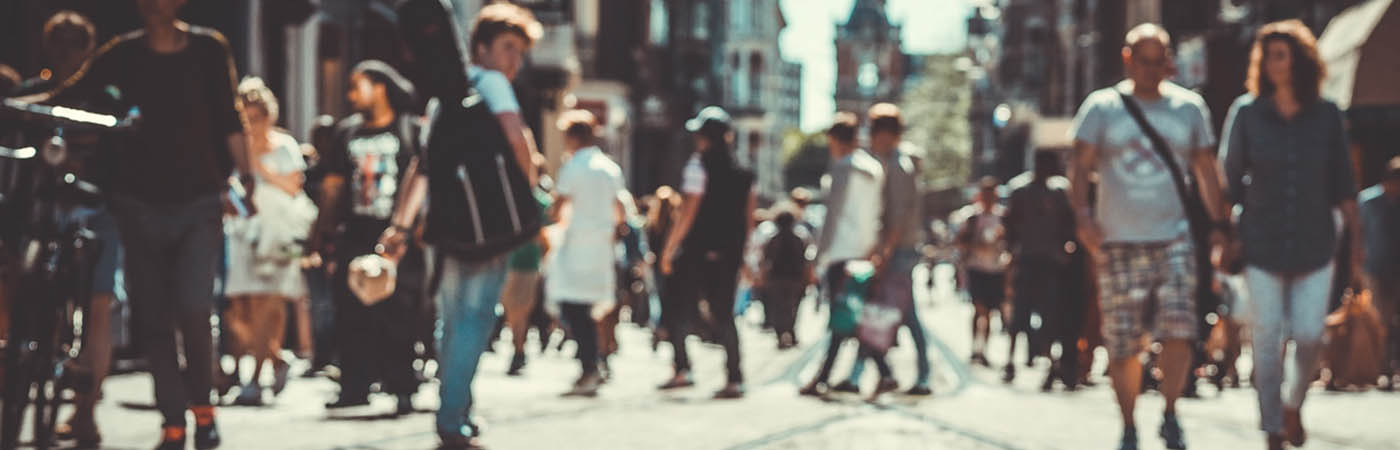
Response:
[347,254,397,306]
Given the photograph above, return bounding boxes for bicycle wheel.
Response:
[27,303,64,450]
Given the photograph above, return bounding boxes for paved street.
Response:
[67,265,1400,449]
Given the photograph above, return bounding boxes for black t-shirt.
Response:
[321,113,419,245]
[51,27,244,204]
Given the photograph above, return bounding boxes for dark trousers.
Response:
[332,247,420,398]
[305,266,335,367]
[560,303,599,375]
[1013,258,1081,385]
[763,279,805,341]
[110,194,222,426]
[663,254,743,383]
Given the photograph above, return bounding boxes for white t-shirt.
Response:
[546,147,627,304]
[468,65,520,114]
[681,153,706,195]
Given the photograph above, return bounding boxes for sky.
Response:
[778,0,973,131]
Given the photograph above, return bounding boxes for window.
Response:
[649,0,669,45]
[732,0,750,31]
[748,132,762,168]
[750,52,764,102]
[694,2,710,39]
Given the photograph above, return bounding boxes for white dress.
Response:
[545,147,626,306]
[224,132,315,298]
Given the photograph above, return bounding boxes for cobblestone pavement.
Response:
[26,265,1400,449]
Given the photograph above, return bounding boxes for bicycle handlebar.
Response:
[1,99,139,132]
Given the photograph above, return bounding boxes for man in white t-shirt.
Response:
[545,110,629,397]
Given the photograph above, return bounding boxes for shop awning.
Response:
[1319,0,1400,109]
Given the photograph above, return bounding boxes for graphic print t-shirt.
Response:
[324,114,416,240]
[1069,80,1215,243]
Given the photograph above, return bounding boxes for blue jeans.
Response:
[1246,262,1334,434]
[845,249,931,386]
[434,253,507,437]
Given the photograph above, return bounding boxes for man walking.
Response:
[1068,23,1229,450]
[836,104,934,396]
[1359,156,1400,389]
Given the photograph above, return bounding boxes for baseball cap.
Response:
[685,106,731,133]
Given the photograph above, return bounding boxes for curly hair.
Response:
[1246,19,1326,104]
[237,76,279,124]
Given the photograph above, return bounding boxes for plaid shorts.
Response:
[1097,238,1198,360]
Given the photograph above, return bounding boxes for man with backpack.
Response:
[761,211,812,350]
[383,2,544,449]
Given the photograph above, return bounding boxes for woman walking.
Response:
[223,77,316,406]
[1219,20,1361,450]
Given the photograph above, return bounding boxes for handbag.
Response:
[829,261,874,335]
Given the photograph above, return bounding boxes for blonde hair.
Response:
[237,76,279,124]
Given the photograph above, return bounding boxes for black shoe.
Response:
[714,382,745,399]
[657,373,695,390]
[437,433,484,450]
[325,396,371,409]
[1001,364,1016,384]
[154,426,185,450]
[799,380,826,397]
[1119,426,1138,450]
[831,380,860,394]
[1041,373,1056,392]
[872,377,899,396]
[905,384,933,396]
[396,394,415,416]
[194,422,220,450]
[1159,414,1186,450]
[507,353,526,376]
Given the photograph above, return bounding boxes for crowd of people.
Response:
[1,1,1398,450]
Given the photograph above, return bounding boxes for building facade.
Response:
[833,0,908,118]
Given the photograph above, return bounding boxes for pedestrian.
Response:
[306,59,422,416]
[545,109,629,397]
[760,210,812,350]
[385,2,544,448]
[16,0,256,446]
[955,177,1008,371]
[502,152,553,376]
[646,186,682,348]
[1068,23,1230,450]
[799,112,894,397]
[223,77,313,406]
[837,103,934,396]
[1005,150,1081,391]
[12,11,123,447]
[657,106,758,399]
[1360,156,1400,390]
[1219,20,1361,450]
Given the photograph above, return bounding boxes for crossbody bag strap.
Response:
[1118,92,1198,222]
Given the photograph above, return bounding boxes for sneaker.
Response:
[1159,414,1187,450]
[192,406,220,450]
[799,380,826,397]
[154,426,185,450]
[1041,372,1056,392]
[325,396,371,409]
[905,384,933,396]
[714,382,745,399]
[56,414,101,447]
[1283,408,1305,447]
[396,394,415,416]
[830,380,861,394]
[1266,433,1286,450]
[233,384,263,406]
[1001,364,1016,384]
[657,373,694,390]
[1119,426,1138,450]
[507,353,526,376]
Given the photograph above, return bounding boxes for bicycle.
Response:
[0,99,135,450]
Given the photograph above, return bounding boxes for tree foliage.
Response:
[899,54,973,191]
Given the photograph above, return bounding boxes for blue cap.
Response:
[685,106,731,133]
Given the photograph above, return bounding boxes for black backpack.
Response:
[419,91,541,262]
[764,227,808,280]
